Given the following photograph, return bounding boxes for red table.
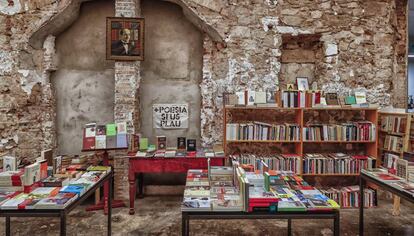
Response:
[82,148,127,214]
[128,157,226,215]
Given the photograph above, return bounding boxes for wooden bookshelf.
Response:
[223,106,379,176]
[377,111,412,216]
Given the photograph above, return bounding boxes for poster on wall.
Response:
[153,104,189,129]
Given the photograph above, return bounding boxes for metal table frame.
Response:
[359,172,414,236]
[0,170,113,236]
[182,210,340,236]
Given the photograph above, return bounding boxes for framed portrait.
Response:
[296,77,309,91]
[106,17,145,61]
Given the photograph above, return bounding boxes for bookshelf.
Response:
[223,106,378,176]
[377,111,412,216]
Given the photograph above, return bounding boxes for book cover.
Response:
[177,137,186,150]
[24,163,40,186]
[266,89,276,104]
[116,134,128,148]
[235,91,246,105]
[106,123,117,136]
[139,138,148,150]
[53,156,62,174]
[187,139,196,151]
[95,135,106,149]
[355,91,367,104]
[84,123,96,138]
[117,122,128,134]
[325,93,339,105]
[345,96,356,105]
[105,135,116,149]
[96,125,106,135]
[255,91,266,104]
[247,90,256,106]
[157,136,167,150]
[3,156,17,171]
[83,137,95,150]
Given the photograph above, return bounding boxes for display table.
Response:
[181,210,340,236]
[128,157,225,215]
[0,170,113,236]
[359,171,414,236]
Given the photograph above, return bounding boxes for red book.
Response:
[352,155,368,160]
[377,173,400,181]
[314,92,321,104]
[186,151,196,158]
[83,137,95,150]
[40,161,48,180]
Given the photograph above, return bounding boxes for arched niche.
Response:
[29,0,224,49]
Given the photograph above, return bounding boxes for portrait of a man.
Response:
[106,17,144,61]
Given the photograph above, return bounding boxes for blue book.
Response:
[117,134,128,148]
[59,185,85,196]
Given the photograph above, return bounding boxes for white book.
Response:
[355,91,367,104]
[95,135,106,149]
[116,122,127,134]
[236,92,245,105]
[24,162,40,186]
[255,91,266,104]
[84,123,96,138]
[3,156,17,171]
[247,90,256,106]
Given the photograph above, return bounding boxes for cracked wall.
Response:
[0,0,408,166]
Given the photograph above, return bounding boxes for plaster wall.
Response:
[51,0,115,154]
[140,0,203,147]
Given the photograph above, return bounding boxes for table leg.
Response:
[60,212,66,236]
[129,170,137,215]
[6,216,10,236]
[181,213,186,236]
[359,176,364,236]
[182,212,189,236]
[334,211,340,236]
[138,173,144,198]
[103,151,109,215]
[287,218,292,236]
[108,173,112,236]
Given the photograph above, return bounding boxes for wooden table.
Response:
[128,157,225,215]
[359,171,414,236]
[182,210,340,236]
[0,170,113,236]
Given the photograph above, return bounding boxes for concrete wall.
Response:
[140,0,203,147]
[51,0,115,155]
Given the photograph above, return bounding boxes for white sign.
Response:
[153,104,189,129]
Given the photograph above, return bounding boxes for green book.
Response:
[345,96,356,105]
[106,123,117,136]
[140,138,148,150]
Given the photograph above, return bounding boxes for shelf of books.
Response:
[224,105,378,208]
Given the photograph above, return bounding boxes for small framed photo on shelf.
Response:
[296,77,309,91]
[325,93,340,106]
[106,17,145,61]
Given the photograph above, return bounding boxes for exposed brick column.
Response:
[114,0,141,201]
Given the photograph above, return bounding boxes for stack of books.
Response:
[303,153,375,175]
[226,122,300,141]
[319,186,377,208]
[182,170,212,211]
[231,154,301,174]
[0,165,110,210]
[303,122,376,141]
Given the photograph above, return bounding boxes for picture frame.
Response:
[106,17,145,61]
[296,77,309,91]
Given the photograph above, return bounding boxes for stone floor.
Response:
[0,196,413,236]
